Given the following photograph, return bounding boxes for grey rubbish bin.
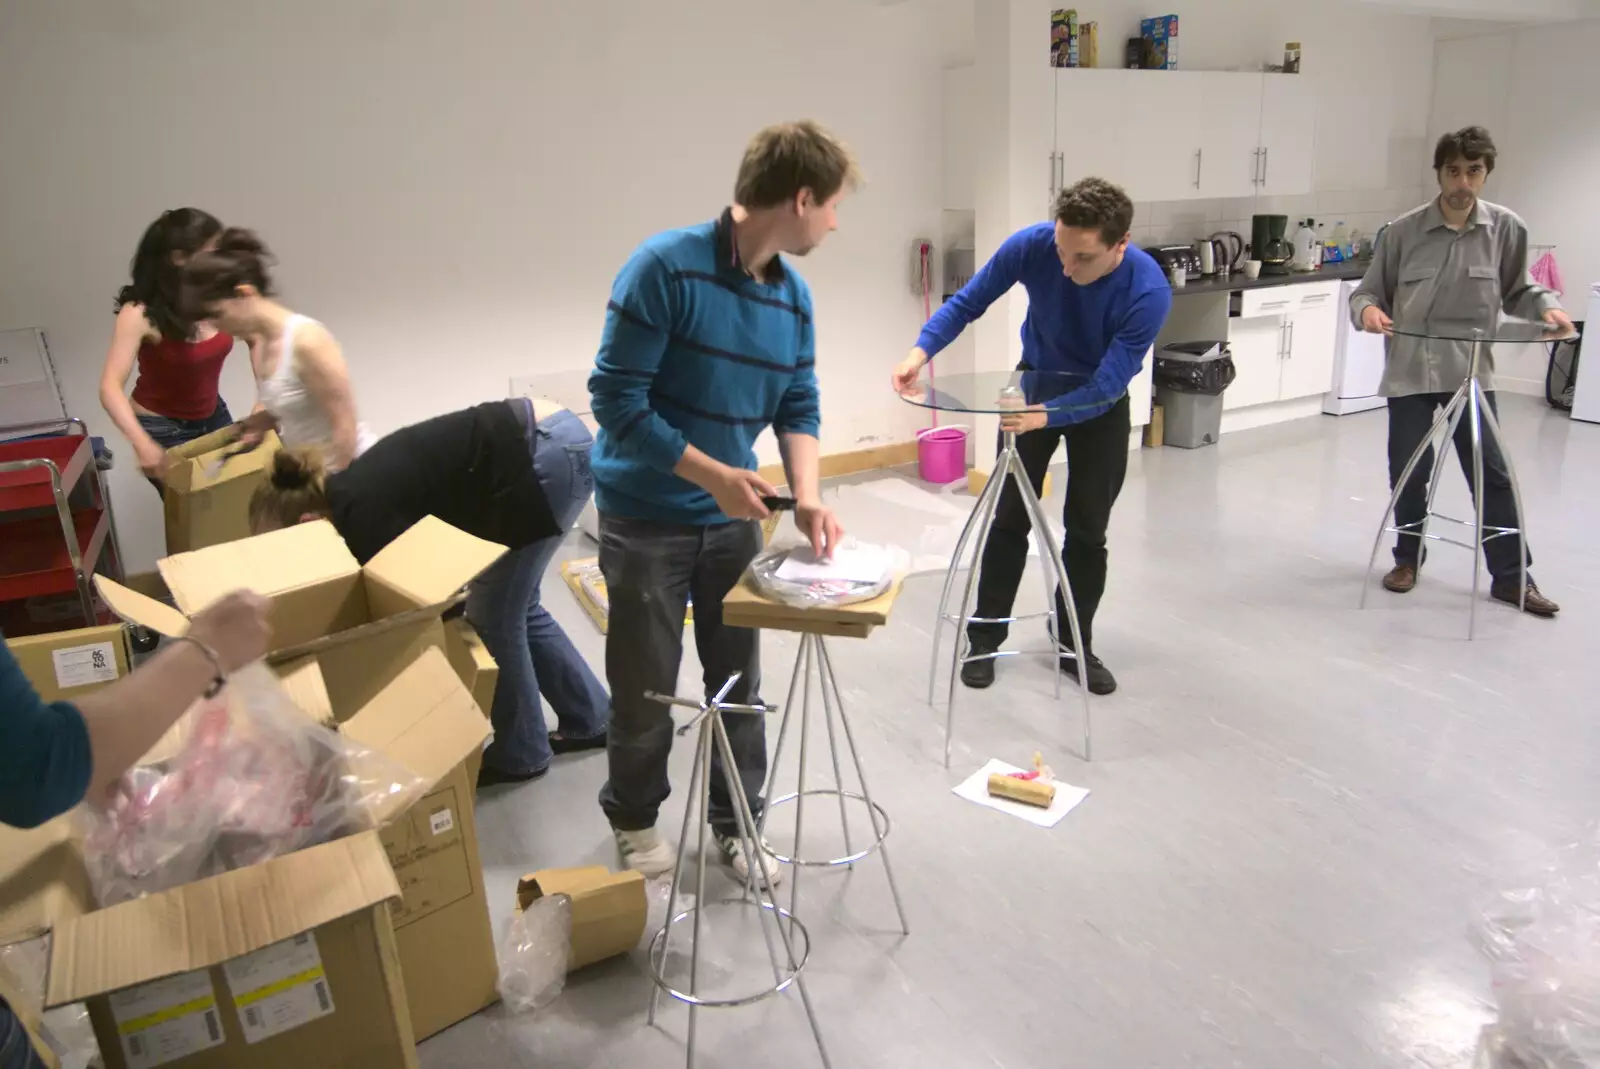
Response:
[1153,341,1235,449]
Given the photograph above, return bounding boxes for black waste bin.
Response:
[1154,341,1235,448]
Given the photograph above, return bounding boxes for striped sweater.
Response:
[588,209,821,524]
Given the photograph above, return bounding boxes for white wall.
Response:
[0,0,948,569]
[1430,20,1600,393]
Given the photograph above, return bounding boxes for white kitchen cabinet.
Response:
[1225,281,1342,409]
[1224,317,1286,410]
[1053,70,1136,202]
[1198,73,1263,199]
[1120,72,1205,202]
[1256,75,1315,196]
[1128,346,1155,427]
[1279,283,1340,399]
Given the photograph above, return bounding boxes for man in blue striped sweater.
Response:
[588,121,855,880]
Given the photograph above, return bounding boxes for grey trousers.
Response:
[596,513,766,834]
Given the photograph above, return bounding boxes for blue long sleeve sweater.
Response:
[1,634,91,829]
[588,209,820,524]
[917,224,1172,426]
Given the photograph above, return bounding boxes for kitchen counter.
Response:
[1169,258,1371,296]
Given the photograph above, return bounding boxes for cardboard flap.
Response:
[274,656,334,726]
[93,575,189,638]
[159,520,359,614]
[45,831,398,1008]
[517,866,646,971]
[339,647,491,818]
[164,424,240,463]
[362,516,506,619]
[165,432,281,494]
[0,817,92,945]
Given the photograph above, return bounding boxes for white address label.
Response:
[430,807,455,835]
[51,641,119,689]
[222,932,335,1044]
[108,970,224,1069]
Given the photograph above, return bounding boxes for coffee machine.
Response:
[1251,214,1292,277]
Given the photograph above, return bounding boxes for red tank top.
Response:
[130,330,234,421]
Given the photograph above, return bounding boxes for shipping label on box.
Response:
[51,641,119,689]
[222,932,335,1044]
[108,970,225,1069]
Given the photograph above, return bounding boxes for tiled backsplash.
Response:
[1132,185,1435,252]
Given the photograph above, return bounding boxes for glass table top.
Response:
[896,370,1116,416]
[1389,319,1578,344]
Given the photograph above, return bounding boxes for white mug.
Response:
[1169,265,1187,288]
[1243,260,1262,280]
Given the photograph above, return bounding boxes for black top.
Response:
[325,400,560,564]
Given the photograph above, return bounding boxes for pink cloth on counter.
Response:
[1530,251,1565,296]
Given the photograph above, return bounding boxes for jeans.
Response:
[137,400,234,492]
[597,514,766,835]
[0,998,44,1069]
[466,407,610,776]
[968,395,1131,654]
[1387,391,1530,579]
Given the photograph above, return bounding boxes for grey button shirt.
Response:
[1349,198,1559,397]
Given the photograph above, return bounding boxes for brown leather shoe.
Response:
[1491,578,1560,617]
[1382,563,1418,593]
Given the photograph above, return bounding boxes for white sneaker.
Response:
[613,826,675,878]
[712,829,785,887]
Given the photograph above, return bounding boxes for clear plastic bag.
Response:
[1473,830,1600,1068]
[498,895,571,1014]
[79,663,428,906]
[747,540,908,608]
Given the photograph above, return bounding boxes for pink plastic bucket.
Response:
[916,425,969,484]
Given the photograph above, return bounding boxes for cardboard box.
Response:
[5,623,130,703]
[1141,14,1179,69]
[515,867,647,971]
[1145,401,1165,448]
[0,647,491,1069]
[94,515,505,721]
[161,429,282,554]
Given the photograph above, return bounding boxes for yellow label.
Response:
[117,995,217,1036]
[232,965,327,1009]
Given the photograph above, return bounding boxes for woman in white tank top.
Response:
[182,228,374,470]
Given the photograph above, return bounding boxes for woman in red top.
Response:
[99,208,244,489]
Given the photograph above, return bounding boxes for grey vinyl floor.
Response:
[420,397,1600,1069]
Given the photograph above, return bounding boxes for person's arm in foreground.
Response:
[774,306,842,557]
[1497,217,1571,331]
[1351,225,1399,334]
[589,249,776,521]
[295,323,363,468]
[891,230,1032,391]
[99,304,170,481]
[0,591,271,829]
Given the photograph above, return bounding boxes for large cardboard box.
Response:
[0,647,490,1069]
[4,623,131,703]
[161,428,282,553]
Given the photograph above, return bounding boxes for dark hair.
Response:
[734,120,862,210]
[114,208,223,340]
[181,228,278,320]
[1433,126,1496,174]
[249,448,330,533]
[1053,177,1134,247]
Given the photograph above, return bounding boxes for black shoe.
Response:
[1060,650,1117,695]
[476,763,550,789]
[960,643,998,689]
[549,728,609,755]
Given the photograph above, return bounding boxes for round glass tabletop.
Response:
[1389,318,1578,344]
[896,370,1115,416]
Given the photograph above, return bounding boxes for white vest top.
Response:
[258,314,375,467]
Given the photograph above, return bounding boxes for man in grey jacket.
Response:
[1351,125,1573,616]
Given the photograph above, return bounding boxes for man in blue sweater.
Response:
[588,121,854,880]
[892,177,1170,695]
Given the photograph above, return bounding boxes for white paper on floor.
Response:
[823,476,1037,577]
[952,758,1090,828]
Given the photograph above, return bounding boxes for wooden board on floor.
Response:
[722,572,901,638]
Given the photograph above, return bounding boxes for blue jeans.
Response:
[467,407,609,776]
[0,998,44,1069]
[137,400,234,492]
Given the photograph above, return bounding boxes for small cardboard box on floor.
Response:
[0,648,490,1068]
[161,428,282,553]
[91,517,510,1041]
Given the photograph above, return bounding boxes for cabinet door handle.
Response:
[1261,147,1269,187]
[1288,320,1295,354]
[1251,148,1261,186]
[1194,148,1203,189]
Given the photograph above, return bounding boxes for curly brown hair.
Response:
[1433,126,1496,174]
[1053,177,1134,247]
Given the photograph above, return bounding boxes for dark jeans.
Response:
[1387,391,1530,579]
[137,400,233,492]
[0,998,44,1069]
[597,514,765,835]
[969,395,1131,654]
[466,406,610,776]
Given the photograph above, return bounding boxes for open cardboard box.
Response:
[515,867,647,972]
[0,646,489,1069]
[161,427,282,553]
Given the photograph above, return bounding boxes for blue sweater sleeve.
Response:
[914,230,1031,358]
[1047,283,1172,427]
[773,286,821,438]
[588,249,689,472]
[1,636,92,829]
